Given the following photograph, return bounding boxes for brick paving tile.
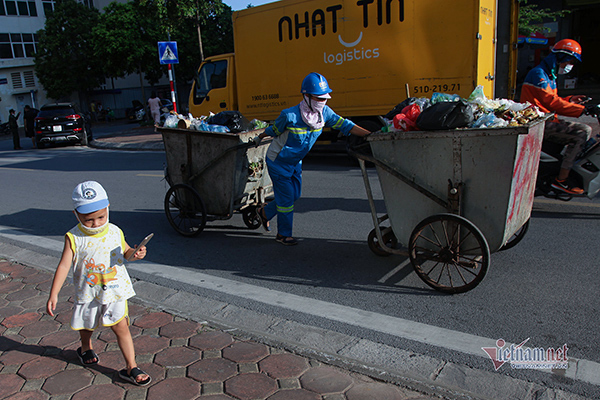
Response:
[132,335,170,354]
[6,287,40,302]
[187,358,237,383]
[0,344,45,365]
[133,312,173,329]
[300,367,353,394]
[267,389,321,400]
[7,265,38,278]
[0,373,25,397]
[34,281,52,293]
[225,373,277,400]
[146,377,200,400]
[0,280,25,294]
[259,353,310,379]
[19,319,60,338]
[38,330,81,349]
[222,341,269,363]
[0,262,25,275]
[154,346,201,367]
[345,383,412,400]
[199,395,234,399]
[23,272,52,285]
[17,356,67,380]
[0,297,8,307]
[159,320,201,339]
[21,295,47,310]
[41,368,94,395]
[127,302,147,318]
[3,391,49,400]
[0,305,24,319]
[71,383,126,400]
[189,331,234,351]
[2,311,41,328]
[96,350,127,369]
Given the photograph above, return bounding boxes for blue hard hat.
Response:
[301,73,332,98]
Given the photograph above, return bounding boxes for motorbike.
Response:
[536,113,600,201]
[1,121,10,135]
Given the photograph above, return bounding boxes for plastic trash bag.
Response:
[207,111,252,133]
[431,92,462,104]
[393,104,421,131]
[164,114,179,128]
[416,100,474,130]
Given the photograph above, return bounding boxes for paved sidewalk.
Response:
[0,258,439,400]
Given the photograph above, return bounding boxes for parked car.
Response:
[34,103,92,148]
[127,98,174,124]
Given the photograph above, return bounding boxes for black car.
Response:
[34,103,92,148]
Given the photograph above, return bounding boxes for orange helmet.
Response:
[552,39,582,62]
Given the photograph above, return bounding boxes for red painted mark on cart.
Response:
[506,129,543,227]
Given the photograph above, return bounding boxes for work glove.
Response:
[251,135,262,147]
[584,104,600,117]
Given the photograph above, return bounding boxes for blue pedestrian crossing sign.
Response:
[158,41,179,64]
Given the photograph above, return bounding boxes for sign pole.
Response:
[168,64,177,113]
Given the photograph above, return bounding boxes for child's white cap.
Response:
[72,181,109,214]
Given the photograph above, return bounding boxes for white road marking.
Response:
[1,225,599,387]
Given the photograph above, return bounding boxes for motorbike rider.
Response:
[520,38,600,195]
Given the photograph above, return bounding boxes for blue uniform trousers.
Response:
[264,161,302,237]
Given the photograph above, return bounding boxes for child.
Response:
[46,181,151,386]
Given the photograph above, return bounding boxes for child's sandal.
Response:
[119,367,152,386]
[77,347,99,366]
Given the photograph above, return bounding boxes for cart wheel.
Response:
[409,213,489,294]
[164,184,207,237]
[498,219,530,251]
[367,228,398,257]
[242,206,261,229]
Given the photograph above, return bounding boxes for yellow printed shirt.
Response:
[265,104,355,175]
[66,223,136,304]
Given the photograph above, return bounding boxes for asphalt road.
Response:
[1,126,600,398]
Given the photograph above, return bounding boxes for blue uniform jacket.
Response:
[264,104,355,175]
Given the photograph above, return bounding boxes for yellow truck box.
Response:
[189,0,502,128]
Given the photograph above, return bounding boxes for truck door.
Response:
[190,59,230,116]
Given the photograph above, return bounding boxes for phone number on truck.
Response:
[252,93,280,101]
[413,83,461,94]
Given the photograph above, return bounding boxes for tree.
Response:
[518,0,570,37]
[34,0,104,100]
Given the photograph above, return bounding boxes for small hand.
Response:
[130,245,147,260]
[46,297,57,316]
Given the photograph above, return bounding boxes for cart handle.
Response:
[348,146,449,209]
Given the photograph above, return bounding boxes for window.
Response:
[0,0,37,15]
[42,0,54,14]
[193,60,228,104]
[0,32,38,59]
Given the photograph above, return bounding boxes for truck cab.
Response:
[189,54,237,118]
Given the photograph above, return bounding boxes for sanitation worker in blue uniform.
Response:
[253,73,371,245]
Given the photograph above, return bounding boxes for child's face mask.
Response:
[76,207,109,235]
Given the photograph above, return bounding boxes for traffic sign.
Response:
[158,41,179,65]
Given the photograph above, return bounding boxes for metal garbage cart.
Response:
[349,117,547,293]
[158,126,273,236]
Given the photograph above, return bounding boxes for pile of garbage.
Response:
[163,110,268,133]
[384,85,545,132]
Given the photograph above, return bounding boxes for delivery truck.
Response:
[189,0,517,135]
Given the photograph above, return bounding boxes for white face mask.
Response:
[558,64,573,75]
[76,208,109,235]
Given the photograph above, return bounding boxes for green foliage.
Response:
[34,0,235,100]
[34,0,104,100]
[92,0,166,85]
[518,0,570,37]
